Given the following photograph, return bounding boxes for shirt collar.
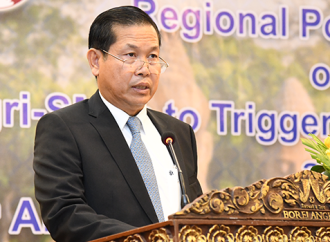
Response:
[99,91,148,133]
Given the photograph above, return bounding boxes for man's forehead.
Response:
[112,24,159,42]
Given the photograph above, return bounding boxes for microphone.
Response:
[161,132,190,208]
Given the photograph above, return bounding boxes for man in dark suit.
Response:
[33,6,202,242]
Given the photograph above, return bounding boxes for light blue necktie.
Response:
[126,116,165,222]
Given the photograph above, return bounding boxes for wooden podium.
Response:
[90,170,330,242]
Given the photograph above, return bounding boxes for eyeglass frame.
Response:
[101,49,169,74]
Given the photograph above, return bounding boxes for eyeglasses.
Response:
[101,50,169,74]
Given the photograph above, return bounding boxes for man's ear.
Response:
[87,48,102,77]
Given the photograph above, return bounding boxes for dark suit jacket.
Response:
[33,91,203,242]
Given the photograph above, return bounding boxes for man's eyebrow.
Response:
[126,44,138,49]
[125,44,159,51]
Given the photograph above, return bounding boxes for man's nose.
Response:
[135,60,151,76]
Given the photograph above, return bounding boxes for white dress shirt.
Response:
[99,92,181,220]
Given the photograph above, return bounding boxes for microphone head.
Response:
[161,131,176,145]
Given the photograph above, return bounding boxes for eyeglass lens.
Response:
[123,60,165,74]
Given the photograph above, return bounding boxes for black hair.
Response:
[88,5,161,55]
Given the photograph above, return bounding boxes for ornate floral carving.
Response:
[206,225,234,242]
[178,225,206,242]
[260,177,299,214]
[175,170,330,217]
[315,227,330,242]
[292,171,330,204]
[236,226,262,242]
[290,227,314,242]
[123,234,146,242]
[148,228,173,242]
[175,190,239,216]
[262,226,288,242]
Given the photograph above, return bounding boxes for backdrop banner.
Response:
[1,0,330,241]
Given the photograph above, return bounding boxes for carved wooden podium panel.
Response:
[90,170,330,242]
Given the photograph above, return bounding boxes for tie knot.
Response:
[127,116,141,135]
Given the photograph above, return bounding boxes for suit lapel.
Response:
[87,92,159,223]
[147,110,191,206]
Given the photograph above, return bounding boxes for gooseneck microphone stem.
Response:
[166,140,190,208]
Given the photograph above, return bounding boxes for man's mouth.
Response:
[134,85,148,90]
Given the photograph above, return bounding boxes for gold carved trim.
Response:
[236,226,262,242]
[148,228,173,242]
[207,225,234,242]
[175,170,330,217]
[290,227,314,242]
[179,225,206,242]
[123,234,146,242]
[110,225,330,242]
[262,226,288,242]
[315,227,330,242]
